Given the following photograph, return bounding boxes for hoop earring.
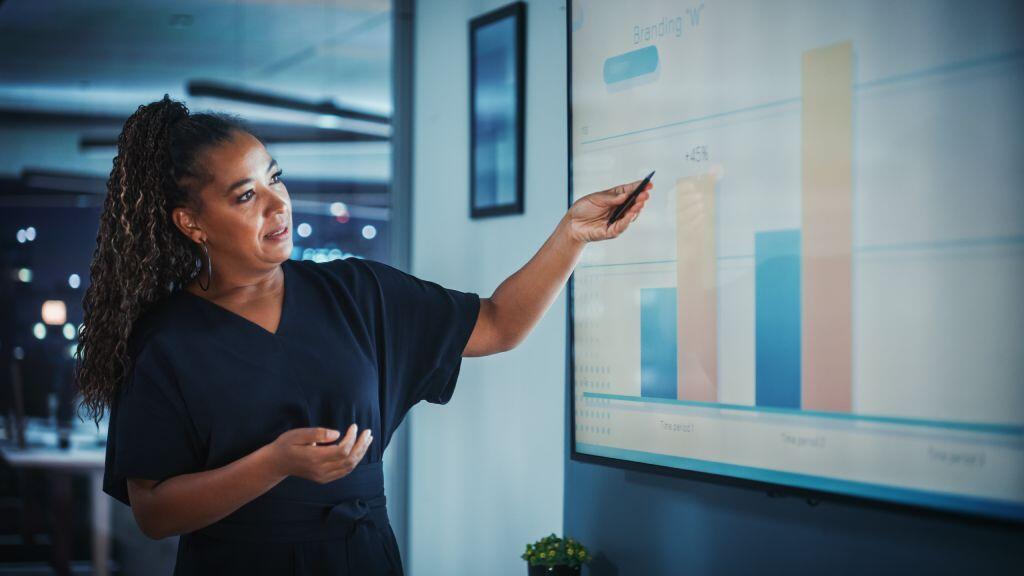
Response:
[199,241,212,291]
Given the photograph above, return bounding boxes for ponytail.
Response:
[75,94,252,425]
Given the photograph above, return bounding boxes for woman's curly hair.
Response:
[74,94,253,425]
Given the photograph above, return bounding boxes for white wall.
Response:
[408,0,568,574]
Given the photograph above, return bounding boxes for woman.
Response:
[75,94,650,575]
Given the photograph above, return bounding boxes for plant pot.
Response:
[528,564,582,576]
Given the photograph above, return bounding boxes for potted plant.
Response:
[521,532,592,575]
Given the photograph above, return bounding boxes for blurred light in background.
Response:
[297,222,312,238]
[62,322,77,340]
[16,227,38,242]
[32,322,46,340]
[17,268,32,282]
[41,300,67,325]
[68,273,81,288]
[362,225,377,240]
[300,247,353,262]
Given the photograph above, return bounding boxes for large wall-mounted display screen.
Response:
[568,0,1023,520]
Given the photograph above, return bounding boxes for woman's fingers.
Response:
[608,180,638,197]
[344,430,373,466]
[593,182,653,208]
[319,427,362,460]
[317,428,371,461]
[608,199,646,236]
[619,184,652,204]
[633,197,648,218]
[321,432,373,480]
[617,197,646,223]
[609,179,652,198]
[340,423,358,444]
[284,426,341,445]
[301,425,362,463]
[600,191,650,226]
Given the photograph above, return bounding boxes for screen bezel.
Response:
[563,0,1021,527]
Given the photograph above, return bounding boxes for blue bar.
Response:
[755,230,802,409]
[640,287,677,400]
[603,45,659,85]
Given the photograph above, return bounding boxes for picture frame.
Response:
[469,1,526,218]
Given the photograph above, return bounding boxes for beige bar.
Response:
[676,174,717,402]
[801,41,853,412]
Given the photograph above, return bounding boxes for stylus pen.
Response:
[607,170,655,227]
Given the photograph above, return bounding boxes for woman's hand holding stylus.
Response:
[267,424,373,484]
[463,177,653,356]
[565,178,653,243]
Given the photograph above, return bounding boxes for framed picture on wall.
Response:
[469,1,526,218]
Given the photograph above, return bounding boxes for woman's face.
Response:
[174,130,293,271]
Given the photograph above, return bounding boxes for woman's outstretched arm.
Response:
[463,179,652,357]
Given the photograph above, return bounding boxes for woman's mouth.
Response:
[264,226,290,241]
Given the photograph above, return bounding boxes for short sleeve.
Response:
[354,258,481,420]
[102,338,203,507]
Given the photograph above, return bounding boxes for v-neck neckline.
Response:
[181,259,291,338]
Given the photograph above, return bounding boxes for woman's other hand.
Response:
[267,424,372,484]
[565,178,653,243]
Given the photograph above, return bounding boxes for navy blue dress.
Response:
[101,257,481,575]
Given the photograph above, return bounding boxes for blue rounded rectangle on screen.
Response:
[603,45,660,85]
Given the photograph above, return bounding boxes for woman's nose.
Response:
[265,188,289,213]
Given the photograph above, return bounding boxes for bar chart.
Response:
[570,0,1024,520]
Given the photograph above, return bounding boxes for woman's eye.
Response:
[237,171,282,203]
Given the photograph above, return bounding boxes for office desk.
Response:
[0,422,110,576]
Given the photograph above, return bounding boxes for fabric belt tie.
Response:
[326,493,394,575]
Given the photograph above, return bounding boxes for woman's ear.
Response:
[170,206,204,245]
